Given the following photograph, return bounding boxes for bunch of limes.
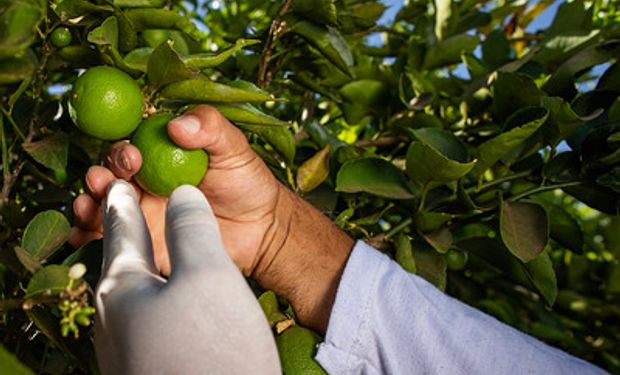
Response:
[68,65,208,196]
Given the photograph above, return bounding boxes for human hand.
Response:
[70,105,285,276]
[94,180,280,375]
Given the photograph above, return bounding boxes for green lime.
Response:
[50,27,72,48]
[141,29,189,55]
[446,249,468,271]
[68,66,144,141]
[276,326,327,375]
[132,113,208,197]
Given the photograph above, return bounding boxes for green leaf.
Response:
[0,346,35,375]
[53,0,112,21]
[0,53,36,84]
[540,96,584,146]
[147,41,196,89]
[87,16,119,50]
[523,251,557,305]
[62,240,102,288]
[492,72,544,121]
[297,145,331,193]
[14,246,42,274]
[423,228,453,254]
[115,7,138,52]
[212,103,288,126]
[533,200,583,254]
[21,210,71,261]
[414,211,454,233]
[22,132,69,170]
[112,0,166,7]
[394,234,416,273]
[124,8,201,40]
[183,39,260,69]
[289,19,354,75]
[462,53,487,80]
[161,76,274,103]
[455,10,491,34]
[243,125,295,166]
[597,61,620,92]
[339,80,388,124]
[336,158,415,199]
[564,183,620,216]
[0,1,44,59]
[413,241,447,290]
[481,30,511,68]
[292,0,338,26]
[470,106,548,177]
[597,166,620,193]
[406,128,475,185]
[434,0,455,42]
[26,265,70,298]
[123,47,153,72]
[544,0,591,39]
[423,34,479,70]
[500,201,549,263]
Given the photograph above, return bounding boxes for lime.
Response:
[141,29,189,55]
[446,249,468,271]
[132,113,208,197]
[50,27,72,48]
[276,326,327,375]
[69,66,144,141]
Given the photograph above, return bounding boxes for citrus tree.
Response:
[1,0,620,373]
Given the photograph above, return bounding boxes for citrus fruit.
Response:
[276,326,327,375]
[132,113,208,197]
[68,66,144,141]
[141,29,189,55]
[446,249,468,271]
[50,27,72,48]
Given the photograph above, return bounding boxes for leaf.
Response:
[533,200,583,254]
[0,346,35,375]
[413,241,447,291]
[492,72,544,121]
[339,80,388,124]
[212,104,288,126]
[123,47,153,72]
[292,0,338,26]
[481,30,511,68]
[21,210,71,261]
[414,211,454,233]
[0,1,44,59]
[597,166,620,193]
[62,240,103,288]
[22,132,69,170]
[115,7,138,52]
[297,145,331,193]
[147,41,196,89]
[564,183,620,216]
[26,265,70,298]
[183,39,260,69]
[112,0,166,7]
[434,0,454,42]
[336,158,415,199]
[160,76,273,103]
[423,228,453,254]
[124,8,201,40]
[14,247,42,274]
[53,0,112,21]
[304,119,346,150]
[394,234,416,273]
[87,16,119,50]
[470,106,548,177]
[288,18,353,75]
[500,201,549,263]
[423,33,479,70]
[406,128,475,185]
[540,96,584,146]
[523,251,557,305]
[544,0,591,40]
[243,125,295,166]
[597,61,620,92]
[0,54,36,84]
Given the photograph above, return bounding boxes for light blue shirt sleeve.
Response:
[315,241,607,375]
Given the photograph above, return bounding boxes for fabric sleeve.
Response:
[315,241,607,375]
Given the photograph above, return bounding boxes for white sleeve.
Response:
[315,241,607,375]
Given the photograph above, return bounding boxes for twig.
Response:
[256,0,293,88]
[508,181,583,202]
[355,135,408,148]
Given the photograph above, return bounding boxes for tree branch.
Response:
[355,135,408,148]
[256,0,293,88]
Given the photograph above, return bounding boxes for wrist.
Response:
[252,185,354,333]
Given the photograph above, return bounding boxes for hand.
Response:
[95,180,280,375]
[70,105,283,276]
[72,105,355,333]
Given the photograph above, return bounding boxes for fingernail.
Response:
[118,152,132,171]
[172,115,201,135]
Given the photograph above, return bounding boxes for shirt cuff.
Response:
[315,240,387,374]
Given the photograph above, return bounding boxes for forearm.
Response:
[252,184,354,333]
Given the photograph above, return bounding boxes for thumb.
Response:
[100,180,160,281]
[164,185,236,279]
[167,105,251,163]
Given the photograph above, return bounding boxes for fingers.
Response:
[167,105,251,163]
[104,141,142,180]
[100,180,159,280]
[85,165,143,203]
[73,194,102,231]
[68,227,102,249]
[165,185,235,279]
